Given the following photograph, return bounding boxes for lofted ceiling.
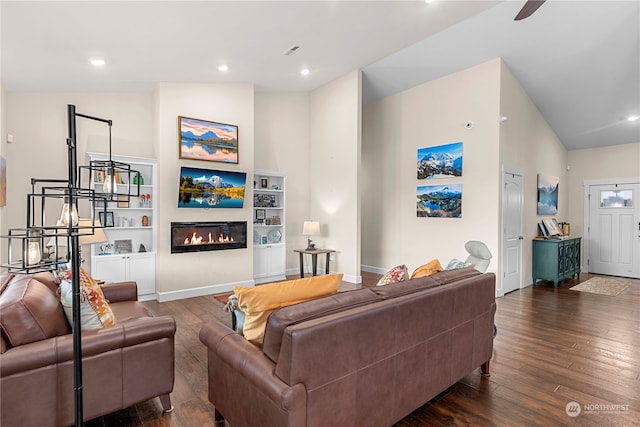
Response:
[2,1,638,151]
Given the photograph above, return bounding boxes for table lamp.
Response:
[302,221,320,250]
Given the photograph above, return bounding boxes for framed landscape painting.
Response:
[417,142,463,180]
[417,184,462,218]
[537,173,558,215]
[178,116,239,164]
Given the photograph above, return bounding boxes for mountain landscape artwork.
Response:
[417,142,463,179]
[179,166,246,208]
[179,116,238,164]
[537,173,559,215]
[417,184,462,218]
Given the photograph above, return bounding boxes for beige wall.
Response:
[567,143,640,266]
[499,61,569,286]
[362,60,501,282]
[254,92,311,272]
[309,70,362,283]
[153,83,254,299]
[5,93,154,233]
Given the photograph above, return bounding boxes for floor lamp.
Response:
[1,104,139,426]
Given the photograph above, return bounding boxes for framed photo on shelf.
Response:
[114,239,133,254]
[261,236,268,245]
[255,209,265,220]
[98,211,114,227]
[178,116,239,164]
[260,177,268,188]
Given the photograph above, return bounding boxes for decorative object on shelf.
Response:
[271,184,280,190]
[417,184,462,218]
[261,236,268,245]
[178,166,246,208]
[269,216,281,225]
[260,177,268,188]
[256,209,265,220]
[114,239,133,254]
[537,173,558,215]
[138,243,147,253]
[254,193,276,207]
[132,172,144,185]
[417,142,463,180]
[178,116,238,164]
[303,220,320,250]
[268,228,282,243]
[141,215,149,227]
[98,211,114,227]
[537,221,549,238]
[99,242,114,255]
[0,105,138,426]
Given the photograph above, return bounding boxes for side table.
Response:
[294,249,336,278]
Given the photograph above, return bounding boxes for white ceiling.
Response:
[2,1,639,151]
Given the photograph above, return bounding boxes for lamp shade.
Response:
[78,219,109,245]
[302,221,320,236]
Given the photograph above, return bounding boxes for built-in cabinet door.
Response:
[92,253,156,297]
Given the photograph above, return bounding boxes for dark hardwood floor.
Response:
[87,272,640,426]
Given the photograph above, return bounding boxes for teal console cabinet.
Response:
[532,237,581,287]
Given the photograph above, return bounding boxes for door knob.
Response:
[518,236,524,240]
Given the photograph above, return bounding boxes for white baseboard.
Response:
[157,279,255,302]
[361,264,387,275]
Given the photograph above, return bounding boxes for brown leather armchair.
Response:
[0,272,176,427]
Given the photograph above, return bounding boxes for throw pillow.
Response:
[445,258,475,270]
[376,264,409,286]
[235,273,343,345]
[410,259,443,279]
[59,268,116,330]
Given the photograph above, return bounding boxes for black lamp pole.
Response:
[67,104,84,426]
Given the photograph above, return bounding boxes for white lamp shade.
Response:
[302,221,320,236]
[78,219,109,245]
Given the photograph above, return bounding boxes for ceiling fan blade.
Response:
[514,0,546,21]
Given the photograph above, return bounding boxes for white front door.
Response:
[588,183,640,278]
[502,169,524,294]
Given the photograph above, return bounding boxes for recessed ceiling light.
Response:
[424,0,436,4]
[300,68,310,76]
[217,64,229,72]
[89,58,105,67]
[627,115,639,122]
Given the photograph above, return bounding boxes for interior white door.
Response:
[502,170,524,294]
[588,183,640,278]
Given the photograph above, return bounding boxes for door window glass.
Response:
[600,190,633,208]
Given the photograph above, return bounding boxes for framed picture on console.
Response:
[178,116,239,164]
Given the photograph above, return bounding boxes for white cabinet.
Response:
[92,253,156,298]
[253,244,286,283]
[87,153,157,300]
[253,170,286,284]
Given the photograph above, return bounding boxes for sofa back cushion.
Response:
[235,274,343,345]
[262,288,380,362]
[0,274,70,349]
[372,267,481,300]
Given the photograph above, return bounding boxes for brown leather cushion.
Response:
[371,267,481,299]
[262,288,380,362]
[0,275,70,348]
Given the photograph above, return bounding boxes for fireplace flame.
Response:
[183,230,234,246]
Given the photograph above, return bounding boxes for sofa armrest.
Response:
[199,320,302,405]
[1,316,175,377]
[101,281,138,302]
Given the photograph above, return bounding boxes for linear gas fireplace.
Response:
[171,221,247,254]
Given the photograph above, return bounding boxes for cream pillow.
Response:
[235,274,342,345]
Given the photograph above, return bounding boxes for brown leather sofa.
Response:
[200,268,495,427]
[0,272,176,427]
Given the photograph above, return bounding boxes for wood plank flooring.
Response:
[86,272,640,426]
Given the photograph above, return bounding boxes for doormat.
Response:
[569,277,629,296]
